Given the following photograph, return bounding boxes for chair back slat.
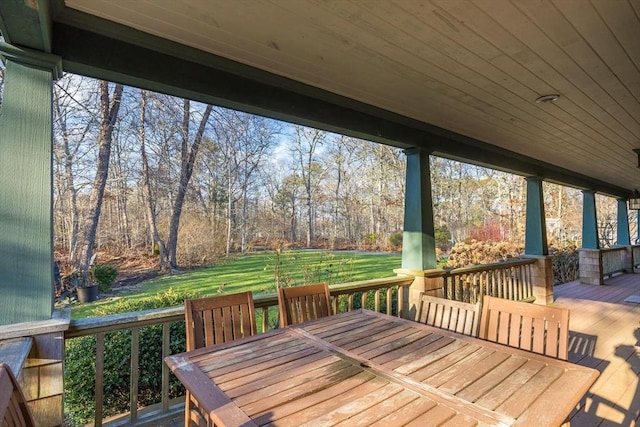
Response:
[185,292,256,351]
[416,294,481,337]
[278,283,332,327]
[479,295,570,360]
[0,363,35,427]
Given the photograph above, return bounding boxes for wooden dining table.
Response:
[165,309,599,426]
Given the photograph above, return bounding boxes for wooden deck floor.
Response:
[554,272,640,426]
[153,275,640,427]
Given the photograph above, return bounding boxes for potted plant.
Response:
[70,270,99,303]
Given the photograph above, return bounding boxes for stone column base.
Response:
[523,255,554,305]
[579,249,604,285]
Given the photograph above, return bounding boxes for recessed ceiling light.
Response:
[535,94,560,103]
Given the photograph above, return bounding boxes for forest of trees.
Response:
[0,71,632,276]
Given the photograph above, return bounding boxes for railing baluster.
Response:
[348,294,354,311]
[261,307,268,332]
[361,291,367,310]
[95,332,105,427]
[374,289,380,312]
[397,286,404,318]
[386,288,392,316]
[130,327,140,423]
[161,322,170,414]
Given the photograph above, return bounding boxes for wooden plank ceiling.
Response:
[60,0,640,193]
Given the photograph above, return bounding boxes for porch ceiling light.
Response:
[535,94,560,103]
[628,189,640,210]
[633,149,640,168]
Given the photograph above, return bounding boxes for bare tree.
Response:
[139,90,167,260]
[78,81,124,274]
[162,99,213,271]
[292,126,326,247]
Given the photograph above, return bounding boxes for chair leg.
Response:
[185,390,208,427]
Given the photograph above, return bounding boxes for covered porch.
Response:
[0,0,639,425]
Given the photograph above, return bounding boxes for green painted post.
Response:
[616,198,630,246]
[401,149,437,270]
[524,177,548,255]
[0,44,61,325]
[581,190,600,250]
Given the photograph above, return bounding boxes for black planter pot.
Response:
[77,285,98,303]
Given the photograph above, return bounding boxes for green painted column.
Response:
[581,190,600,249]
[401,149,437,270]
[524,177,548,255]
[0,44,61,325]
[616,198,630,246]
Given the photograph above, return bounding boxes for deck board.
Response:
[554,271,640,426]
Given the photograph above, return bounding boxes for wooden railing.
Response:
[601,246,628,277]
[64,276,413,426]
[427,258,537,304]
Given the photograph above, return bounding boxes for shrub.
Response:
[447,241,524,268]
[91,264,119,292]
[64,288,200,426]
[550,245,579,284]
[388,232,403,249]
[363,233,378,246]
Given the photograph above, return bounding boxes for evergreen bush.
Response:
[91,264,119,293]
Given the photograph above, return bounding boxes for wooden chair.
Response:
[0,363,35,427]
[479,295,570,359]
[277,283,332,327]
[416,294,481,337]
[184,291,256,351]
[184,292,256,426]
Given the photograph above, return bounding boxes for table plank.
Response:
[242,363,364,416]
[426,347,499,388]
[330,388,420,426]
[296,383,405,427]
[368,397,437,426]
[212,347,326,386]
[255,373,386,425]
[455,355,528,402]
[226,356,345,399]
[474,359,546,410]
[339,324,423,352]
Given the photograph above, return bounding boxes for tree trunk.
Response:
[78,81,124,275]
[163,100,213,271]
[54,89,81,264]
[139,90,167,263]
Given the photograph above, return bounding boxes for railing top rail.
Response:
[329,276,414,294]
[438,257,536,276]
[600,246,630,253]
[66,276,412,338]
[66,306,185,338]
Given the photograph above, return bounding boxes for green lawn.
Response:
[71,251,402,319]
